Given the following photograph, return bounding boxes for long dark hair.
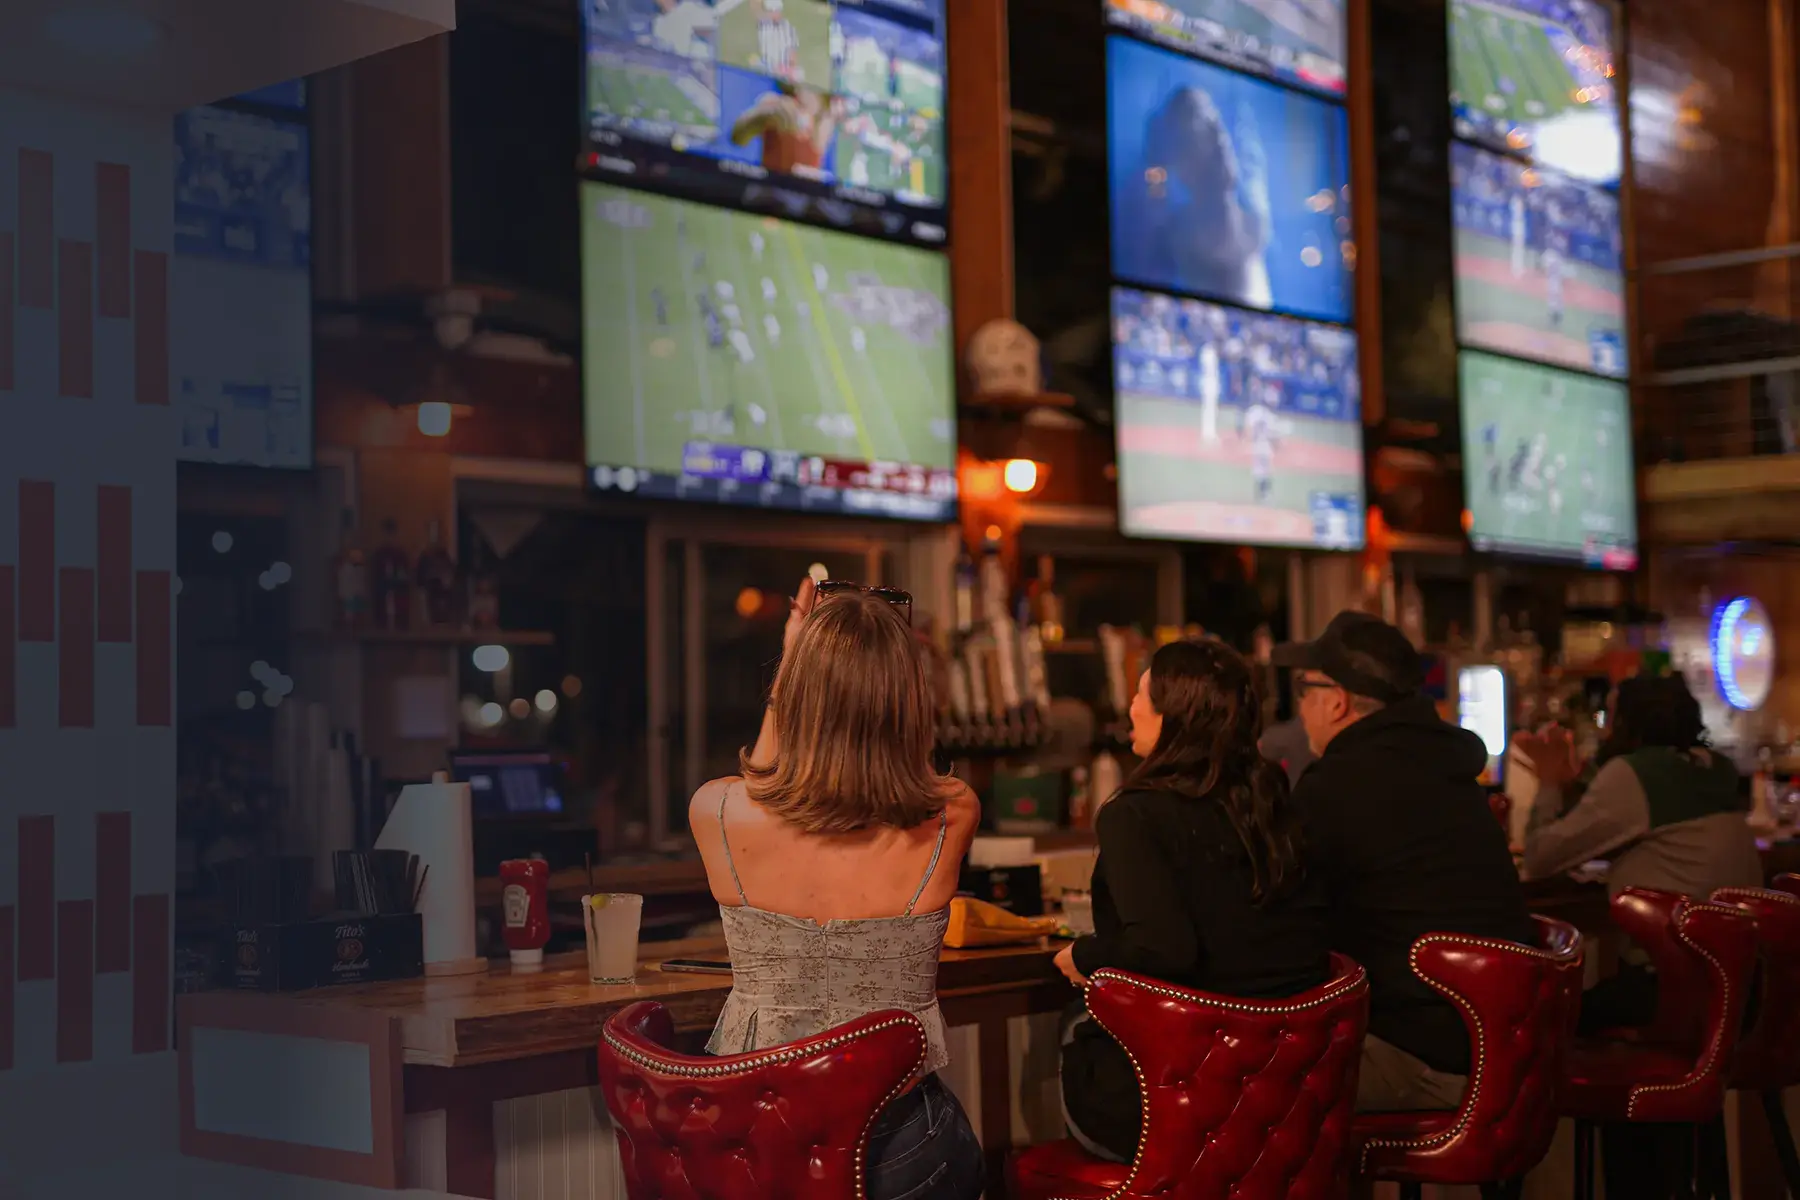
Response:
[1598,675,1709,765]
[1124,638,1301,902]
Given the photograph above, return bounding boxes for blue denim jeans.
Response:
[864,1073,985,1200]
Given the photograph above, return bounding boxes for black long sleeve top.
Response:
[1069,788,1331,995]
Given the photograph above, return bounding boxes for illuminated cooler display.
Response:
[580,181,957,521]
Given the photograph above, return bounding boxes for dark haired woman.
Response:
[1053,638,1330,1163]
[1516,674,1759,1032]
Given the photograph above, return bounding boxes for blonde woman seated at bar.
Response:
[1053,638,1332,1163]
[689,576,984,1200]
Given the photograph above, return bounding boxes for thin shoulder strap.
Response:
[903,810,951,916]
[718,783,749,906]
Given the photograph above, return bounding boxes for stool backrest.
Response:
[1358,915,1583,1183]
[1609,891,1758,1122]
[597,1001,927,1200]
[1082,953,1369,1200]
[1712,886,1800,1091]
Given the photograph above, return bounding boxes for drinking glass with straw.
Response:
[582,893,644,984]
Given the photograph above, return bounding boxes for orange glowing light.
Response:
[1002,458,1039,493]
[735,587,764,619]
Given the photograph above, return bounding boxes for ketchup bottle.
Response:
[500,858,550,968]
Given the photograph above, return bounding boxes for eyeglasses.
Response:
[816,580,913,627]
[1293,675,1342,698]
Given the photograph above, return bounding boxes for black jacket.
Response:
[1064,788,1331,1158]
[1293,694,1533,1075]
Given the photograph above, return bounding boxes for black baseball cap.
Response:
[1271,611,1424,703]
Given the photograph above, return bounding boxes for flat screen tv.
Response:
[1103,0,1347,97]
[172,100,313,469]
[1107,34,1353,324]
[580,182,957,521]
[581,0,946,247]
[1451,141,1625,378]
[1458,349,1636,569]
[1448,0,1619,185]
[1113,285,1363,549]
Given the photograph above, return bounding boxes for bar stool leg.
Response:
[1479,1179,1524,1200]
[1572,1120,1596,1200]
[1763,1089,1800,1197]
[1399,1184,1423,1200]
[1694,1117,1731,1200]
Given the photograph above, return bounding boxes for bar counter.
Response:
[178,875,1622,1198]
[179,933,1078,1196]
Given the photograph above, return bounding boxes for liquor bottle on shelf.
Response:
[331,508,370,629]
[953,545,976,636]
[466,538,500,630]
[415,519,459,628]
[370,518,412,631]
[1033,556,1065,644]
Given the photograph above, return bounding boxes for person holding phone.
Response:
[690,576,983,1200]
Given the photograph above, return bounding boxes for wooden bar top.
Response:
[199,935,1072,1070]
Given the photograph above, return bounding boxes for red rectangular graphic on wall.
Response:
[57,900,94,1063]
[18,816,53,981]
[19,481,54,643]
[133,894,170,1053]
[96,163,132,319]
[96,813,132,973]
[136,570,171,726]
[58,241,94,399]
[18,148,53,310]
[98,486,132,642]
[133,250,168,406]
[59,567,94,728]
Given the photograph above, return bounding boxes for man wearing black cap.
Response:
[1274,610,1533,1112]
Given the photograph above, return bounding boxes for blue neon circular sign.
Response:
[1712,597,1775,712]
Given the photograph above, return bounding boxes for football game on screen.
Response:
[172,96,314,470]
[582,0,946,244]
[1458,350,1637,570]
[1113,286,1364,549]
[1107,34,1354,325]
[1103,0,1347,97]
[1448,0,1619,186]
[1451,142,1625,378]
[580,182,956,521]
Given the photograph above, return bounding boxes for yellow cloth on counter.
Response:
[943,896,1062,948]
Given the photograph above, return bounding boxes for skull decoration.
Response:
[966,319,1042,398]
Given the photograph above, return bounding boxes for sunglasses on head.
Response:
[816,580,913,627]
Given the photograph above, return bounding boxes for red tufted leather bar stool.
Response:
[597,1000,927,1200]
[1354,915,1584,1200]
[1559,890,1758,1200]
[1709,886,1800,1196]
[1010,953,1369,1200]
[1774,871,1800,899]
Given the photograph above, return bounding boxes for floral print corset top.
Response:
[705,904,952,1074]
[704,783,953,1074]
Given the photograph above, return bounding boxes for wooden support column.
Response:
[1760,0,1799,318]
[946,0,1014,386]
[1346,0,1383,430]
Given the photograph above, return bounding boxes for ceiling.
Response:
[0,0,455,112]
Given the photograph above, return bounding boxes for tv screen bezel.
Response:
[577,181,960,526]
